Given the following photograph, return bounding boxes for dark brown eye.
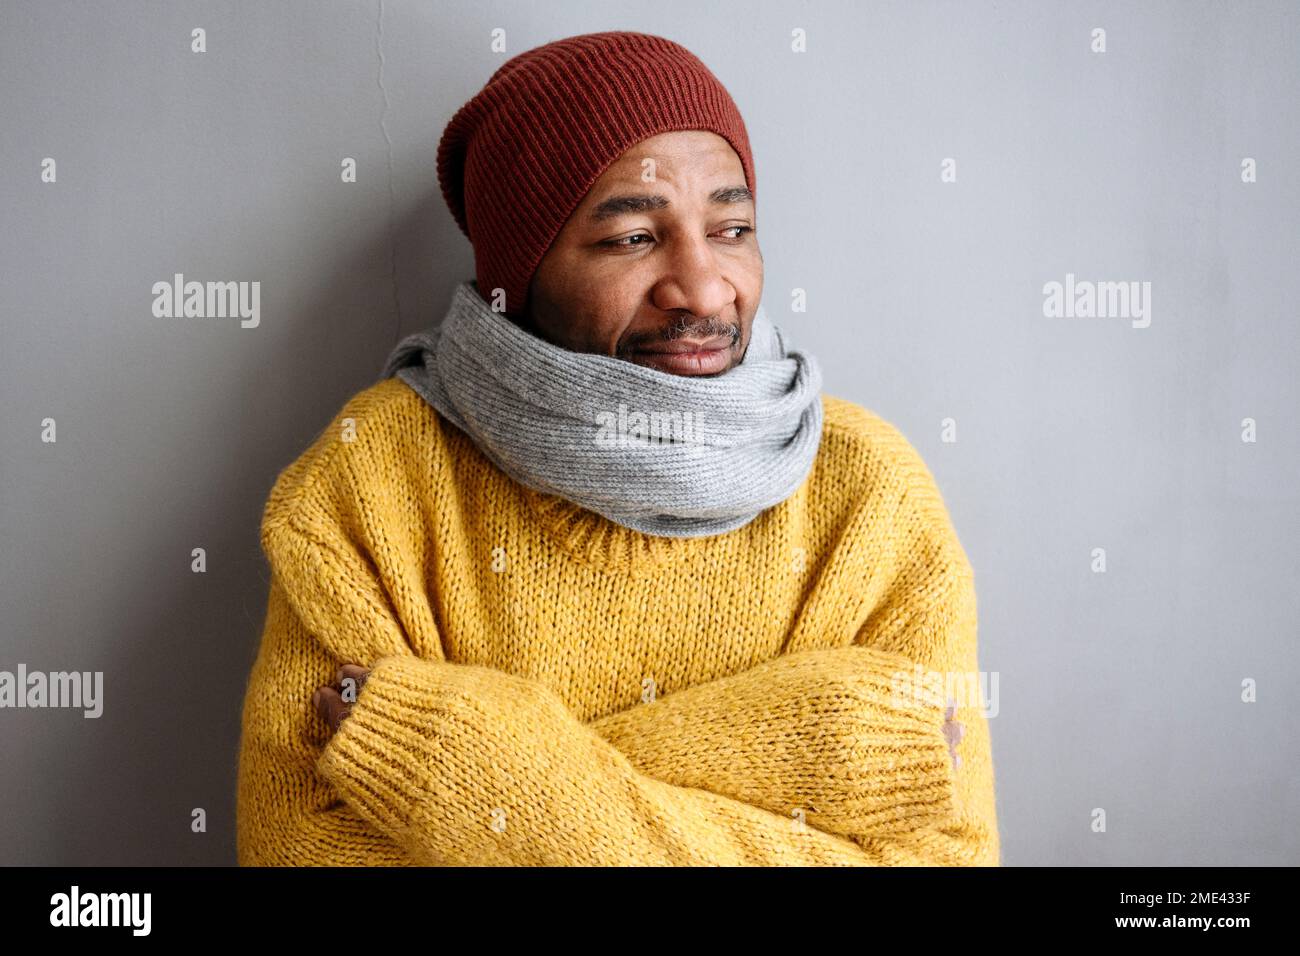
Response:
[603,234,652,248]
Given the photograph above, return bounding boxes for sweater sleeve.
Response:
[236,573,421,866]
[585,571,999,866]
[585,645,963,842]
[314,651,954,866]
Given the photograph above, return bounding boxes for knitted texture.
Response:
[437,31,756,317]
[381,280,824,537]
[235,378,1001,866]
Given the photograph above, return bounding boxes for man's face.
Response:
[523,130,762,377]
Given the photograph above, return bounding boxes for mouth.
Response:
[628,336,735,376]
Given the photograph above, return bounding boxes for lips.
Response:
[629,337,735,375]
[633,336,732,355]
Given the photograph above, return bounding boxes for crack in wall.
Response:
[375,0,402,345]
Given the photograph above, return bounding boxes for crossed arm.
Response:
[236,517,997,867]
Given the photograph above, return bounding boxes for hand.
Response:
[312,664,372,736]
[943,698,965,770]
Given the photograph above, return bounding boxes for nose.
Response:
[651,231,734,322]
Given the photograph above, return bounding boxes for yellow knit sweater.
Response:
[235,376,1000,866]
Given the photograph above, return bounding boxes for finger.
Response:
[314,686,351,732]
[944,699,957,720]
[312,686,336,721]
[337,664,370,686]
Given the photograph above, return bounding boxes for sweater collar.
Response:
[519,483,700,576]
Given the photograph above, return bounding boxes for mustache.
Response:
[622,315,741,353]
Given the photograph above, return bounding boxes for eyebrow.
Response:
[586,185,753,222]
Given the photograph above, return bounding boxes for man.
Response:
[236,30,1000,866]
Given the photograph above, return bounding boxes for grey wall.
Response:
[1,0,1295,865]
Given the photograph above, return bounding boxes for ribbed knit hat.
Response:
[437,31,756,318]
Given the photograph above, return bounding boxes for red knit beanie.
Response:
[436,31,756,318]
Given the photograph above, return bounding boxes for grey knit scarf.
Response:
[381,281,824,538]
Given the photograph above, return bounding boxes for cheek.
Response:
[593,316,634,354]
[548,296,629,355]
